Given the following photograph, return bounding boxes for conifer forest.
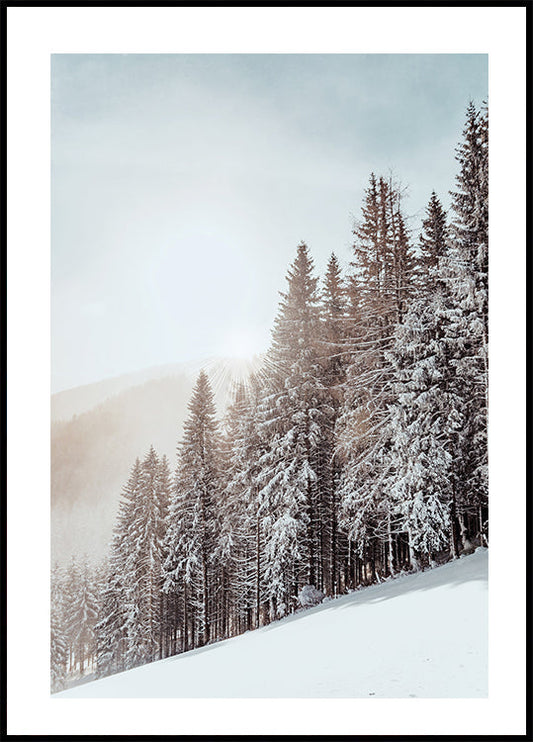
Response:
[51,101,488,693]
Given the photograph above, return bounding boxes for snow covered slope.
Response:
[57,549,488,699]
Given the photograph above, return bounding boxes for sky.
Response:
[51,54,487,393]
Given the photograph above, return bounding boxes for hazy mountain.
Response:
[51,357,262,564]
[52,359,219,422]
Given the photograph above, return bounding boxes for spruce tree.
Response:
[419,191,449,276]
[124,446,169,668]
[95,458,142,676]
[66,555,99,675]
[217,382,255,636]
[320,253,350,594]
[157,455,173,659]
[50,562,68,692]
[447,101,489,546]
[338,174,415,580]
[257,242,329,614]
[385,193,461,565]
[163,371,221,648]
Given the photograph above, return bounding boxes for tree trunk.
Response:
[478,505,487,546]
[331,487,337,596]
[387,513,395,576]
[256,515,261,629]
[183,585,189,653]
[407,528,418,571]
[307,476,316,586]
[450,480,460,558]
[202,554,209,646]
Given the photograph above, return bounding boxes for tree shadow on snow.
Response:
[259,548,488,631]
[163,549,488,662]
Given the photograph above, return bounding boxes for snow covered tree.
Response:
[220,375,271,631]
[157,455,174,659]
[123,446,169,668]
[446,101,489,546]
[217,382,254,636]
[320,253,350,595]
[322,252,349,376]
[376,192,460,567]
[50,562,68,692]
[95,458,140,676]
[419,191,449,277]
[338,174,416,581]
[95,559,127,678]
[257,243,331,614]
[352,174,414,331]
[387,302,458,561]
[96,449,170,676]
[321,252,350,416]
[163,371,222,648]
[65,555,99,675]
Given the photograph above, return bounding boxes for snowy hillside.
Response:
[57,548,488,699]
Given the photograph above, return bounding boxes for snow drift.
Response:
[56,548,487,698]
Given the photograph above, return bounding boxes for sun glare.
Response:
[224,329,262,362]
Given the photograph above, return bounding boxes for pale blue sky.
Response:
[52,54,487,392]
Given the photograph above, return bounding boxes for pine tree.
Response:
[221,375,271,631]
[163,371,221,648]
[123,446,169,668]
[257,242,330,615]
[419,191,449,277]
[389,193,459,564]
[385,195,461,565]
[322,252,349,388]
[338,174,416,581]
[50,562,68,692]
[157,455,173,659]
[352,174,413,331]
[66,555,99,675]
[95,458,141,677]
[63,556,79,674]
[217,382,253,636]
[320,253,350,594]
[386,303,459,567]
[95,557,126,678]
[447,101,489,546]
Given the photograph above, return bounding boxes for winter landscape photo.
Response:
[51,54,489,698]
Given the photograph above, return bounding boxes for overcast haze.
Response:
[52,54,487,393]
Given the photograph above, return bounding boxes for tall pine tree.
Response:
[257,243,330,615]
[163,371,221,648]
[447,101,489,546]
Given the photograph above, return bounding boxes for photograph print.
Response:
[50,53,489,699]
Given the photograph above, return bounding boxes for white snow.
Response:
[56,548,487,698]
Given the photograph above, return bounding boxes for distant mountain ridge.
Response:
[52,357,232,422]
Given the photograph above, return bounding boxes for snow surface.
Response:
[56,548,487,698]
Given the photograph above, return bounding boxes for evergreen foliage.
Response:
[163,370,222,648]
